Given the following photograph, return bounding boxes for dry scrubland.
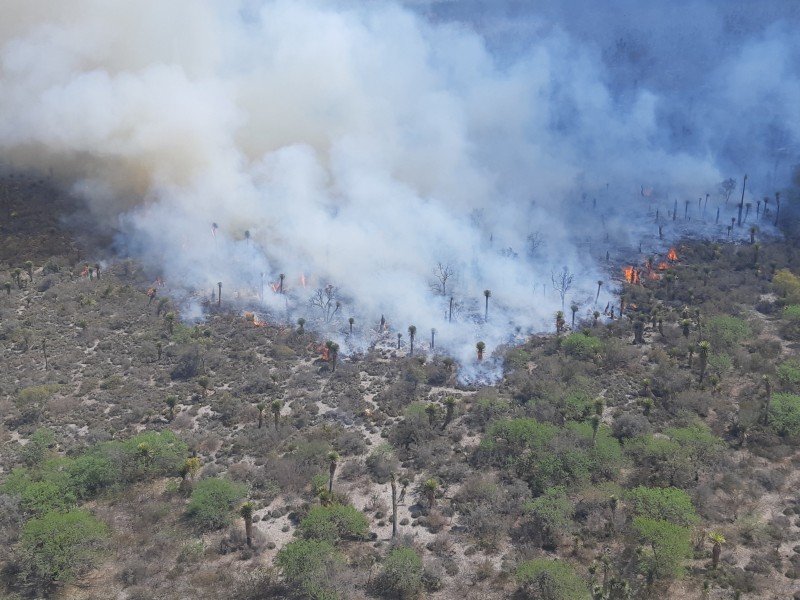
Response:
[2,182,800,600]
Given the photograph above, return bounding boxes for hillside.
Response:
[2,188,800,600]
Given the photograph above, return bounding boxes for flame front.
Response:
[668,247,678,261]
[318,344,329,361]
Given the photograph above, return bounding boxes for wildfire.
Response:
[80,265,89,277]
[270,282,280,293]
[318,343,330,361]
[244,312,266,327]
[623,266,640,284]
[146,287,157,298]
[657,262,668,271]
[300,273,306,288]
[667,247,678,262]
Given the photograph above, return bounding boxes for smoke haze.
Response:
[1,0,799,377]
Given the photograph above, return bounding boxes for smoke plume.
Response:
[1,0,798,378]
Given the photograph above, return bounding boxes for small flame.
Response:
[300,273,306,288]
[270,282,279,293]
[244,311,266,327]
[623,266,640,284]
[667,247,678,262]
[657,262,668,271]
[146,287,156,298]
[318,343,329,361]
[80,266,89,277]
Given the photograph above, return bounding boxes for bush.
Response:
[299,504,369,544]
[781,305,800,340]
[378,547,424,599]
[705,315,752,348]
[186,478,245,530]
[17,510,109,594]
[777,359,800,388]
[275,539,343,600]
[769,393,800,440]
[97,430,188,482]
[562,334,602,360]
[626,486,698,526]
[515,559,585,600]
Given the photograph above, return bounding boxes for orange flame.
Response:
[667,247,678,262]
[270,283,279,293]
[244,312,266,327]
[146,287,157,298]
[318,344,329,361]
[623,267,640,284]
[657,262,668,271]
[80,266,89,277]
[300,273,306,288]
[648,271,661,280]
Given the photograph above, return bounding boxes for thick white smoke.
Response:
[1,1,798,379]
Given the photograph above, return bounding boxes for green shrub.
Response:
[562,334,602,360]
[299,504,369,544]
[378,547,424,599]
[781,305,800,340]
[777,359,800,388]
[626,486,698,526]
[17,510,109,593]
[515,559,585,600]
[19,428,55,467]
[632,516,691,580]
[275,539,343,600]
[66,453,120,499]
[705,315,751,347]
[185,478,245,530]
[97,430,188,482]
[769,393,800,439]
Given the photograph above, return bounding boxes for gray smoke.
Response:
[1,1,798,379]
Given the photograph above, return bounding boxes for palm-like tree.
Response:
[390,473,398,538]
[297,317,305,334]
[593,310,600,327]
[240,502,254,548]
[708,531,725,569]
[182,457,201,481]
[483,289,491,321]
[698,341,710,383]
[217,281,222,306]
[256,402,266,429]
[430,328,436,350]
[762,375,772,425]
[279,273,285,294]
[165,312,176,334]
[476,341,486,360]
[198,375,210,397]
[137,442,154,469]
[397,332,402,349]
[609,495,619,533]
[326,341,340,372]
[570,302,579,328]
[590,414,601,447]
[596,280,603,302]
[165,395,177,421]
[408,325,416,356]
[327,451,340,494]
[555,311,565,333]
[442,396,456,430]
[425,403,438,428]
[348,317,354,335]
[271,400,282,429]
[423,478,438,510]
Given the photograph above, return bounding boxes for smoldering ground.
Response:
[1,1,798,379]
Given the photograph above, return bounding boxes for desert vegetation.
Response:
[1,182,800,599]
